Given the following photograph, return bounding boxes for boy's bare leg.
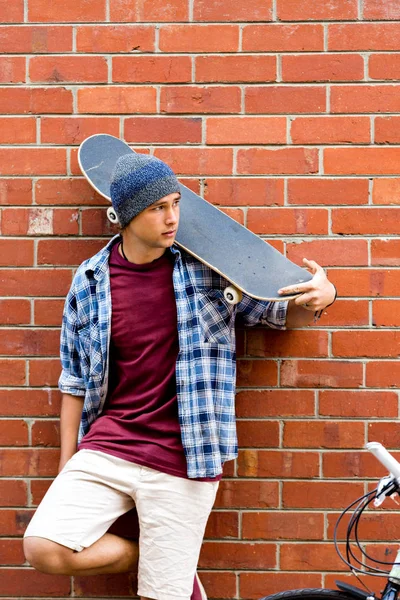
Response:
[23,533,138,576]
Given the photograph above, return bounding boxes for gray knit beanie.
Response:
[110,153,180,228]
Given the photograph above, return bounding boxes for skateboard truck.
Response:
[224,286,243,305]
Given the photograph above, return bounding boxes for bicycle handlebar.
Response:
[366,442,400,479]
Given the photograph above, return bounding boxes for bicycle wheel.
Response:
[259,589,360,600]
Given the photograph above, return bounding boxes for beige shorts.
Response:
[24,450,219,600]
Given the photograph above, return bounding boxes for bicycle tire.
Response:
[259,589,361,600]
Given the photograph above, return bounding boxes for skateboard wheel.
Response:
[107,206,120,225]
[224,286,243,305]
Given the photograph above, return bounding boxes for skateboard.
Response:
[78,134,312,304]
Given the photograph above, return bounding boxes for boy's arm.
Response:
[58,393,84,472]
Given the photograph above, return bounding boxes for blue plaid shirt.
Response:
[59,236,288,478]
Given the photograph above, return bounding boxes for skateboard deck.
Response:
[78,134,312,302]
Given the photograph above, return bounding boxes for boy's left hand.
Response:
[278,258,336,312]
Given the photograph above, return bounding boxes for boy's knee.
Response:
[23,537,72,574]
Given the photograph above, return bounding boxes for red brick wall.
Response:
[1,1,400,598]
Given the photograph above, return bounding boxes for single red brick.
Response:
[0,148,66,176]
[0,509,34,536]
[329,23,400,51]
[0,179,32,205]
[323,451,395,479]
[29,359,60,387]
[78,87,157,114]
[34,299,64,326]
[333,330,400,358]
[0,449,59,477]
[283,481,364,509]
[316,299,369,327]
[0,480,27,507]
[331,85,400,113]
[77,25,155,52]
[331,268,400,297]
[320,390,398,418]
[0,329,60,357]
[239,573,322,599]
[364,0,400,19]
[207,117,286,145]
[284,421,365,449]
[281,543,345,571]
[0,240,34,266]
[0,0,23,21]
[0,87,72,114]
[28,0,105,22]
[371,239,400,266]
[247,207,328,235]
[368,422,400,449]
[0,25,72,53]
[0,569,70,596]
[370,54,400,80]
[0,117,36,144]
[325,147,400,175]
[237,449,319,478]
[194,0,272,21]
[113,56,191,83]
[373,299,400,327]
[291,116,370,144]
[32,420,60,447]
[237,420,280,448]
[0,57,25,83]
[0,300,30,325]
[161,86,241,114]
[246,85,326,114]
[281,359,363,388]
[204,178,284,207]
[287,239,368,267]
[41,117,119,144]
[2,207,79,236]
[375,117,400,144]
[110,0,188,21]
[247,329,328,358]
[200,572,236,600]
[0,540,25,565]
[236,359,278,387]
[0,360,26,386]
[283,54,363,82]
[0,389,61,417]
[277,0,358,20]
[236,390,315,418]
[243,24,323,51]
[196,55,276,83]
[0,421,28,446]
[125,117,202,144]
[243,511,324,540]
[367,361,400,387]
[37,239,106,266]
[30,56,107,83]
[160,24,239,52]
[215,480,279,509]
[35,178,107,206]
[0,269,72,297]
[238,148,318,175]
[288,178,369,205]
[200,541,276,570]
[333,207,400,234]
[154,147,232,175]
[205,511,239,539]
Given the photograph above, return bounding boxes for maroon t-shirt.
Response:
[80,243,220,481]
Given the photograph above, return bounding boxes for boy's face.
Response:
[124,192,181,251]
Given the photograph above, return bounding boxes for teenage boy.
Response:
[23,153,336,600]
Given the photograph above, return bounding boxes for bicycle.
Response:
[259,442,400,600]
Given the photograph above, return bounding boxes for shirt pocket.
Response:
[196,289,234,345]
